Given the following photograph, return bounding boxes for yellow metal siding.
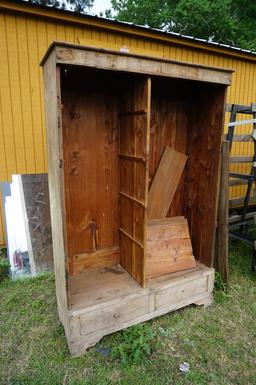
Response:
[1,5,256,244]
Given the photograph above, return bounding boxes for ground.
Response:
[0,240,255,385]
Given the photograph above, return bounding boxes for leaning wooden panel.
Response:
[148,146,187,220]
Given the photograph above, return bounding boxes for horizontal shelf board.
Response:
[119,191,146,207]
[119,154,146,162]
[119,228,144,248]
[119,109,147,117]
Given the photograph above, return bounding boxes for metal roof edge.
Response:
[2,0,256,61]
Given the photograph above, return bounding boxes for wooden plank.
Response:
[148,146,187,220]
[43,51,69,326]
[227,118,256,127]
[72,246,120,275]
[216,140,229,283]
[229,194,256,208]
[119,228,144,248]
[227,134,252,142]
[229,172,252,180]
[119,109,146,117]
[119,154,145,162]
[52,44,232,85]
[149,81,188,217]
[225,103,256,113]
[229,156,253,163]
[229,179,249,187]
[229,212,256,224]
[119,191,145,207]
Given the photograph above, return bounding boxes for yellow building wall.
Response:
[1,2,256,244]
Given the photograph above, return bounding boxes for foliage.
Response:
[106,0,256,51]
[111,323,155,364]
[0,238,256,384]
[0,252,9,282]
[0,247,7,258]
[214,271,227,292]
[27,0,94,13]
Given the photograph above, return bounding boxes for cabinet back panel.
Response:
[61,70,120,272]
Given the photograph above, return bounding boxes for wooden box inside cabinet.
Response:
[41,43,232,356]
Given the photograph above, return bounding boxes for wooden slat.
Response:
[119,191,145,207]
[229,212,256,224]
[146,218,196,278]
[119,227,144,248]
[119,109,146,117]
[52,44,232,85]
[225,104,251,113]
[119,154,146,162]
[72,246,120,275]
[225,103,256,113]
[148,146,187,220]
[229,172,252,180]
[229,179,249,187]
[227,134,252,142]
[229,156,253,163]
[216,140,229,283]
[229,194,256,207]
[227,118,256,127]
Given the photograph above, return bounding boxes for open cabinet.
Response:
[41,43,232,356]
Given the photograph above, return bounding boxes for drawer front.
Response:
[155,276,208,310]
[80,295,149,335]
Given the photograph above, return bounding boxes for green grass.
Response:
[1,240,256,385]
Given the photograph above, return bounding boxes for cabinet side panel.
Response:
[43,54,68,324]
[185,84,226,266]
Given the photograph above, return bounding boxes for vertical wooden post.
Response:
[216,140,230,283]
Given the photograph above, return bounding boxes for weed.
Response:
[0,247,7,258]
[214,271,227,292]
[0,256,10,282]
[111,323,155,364]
